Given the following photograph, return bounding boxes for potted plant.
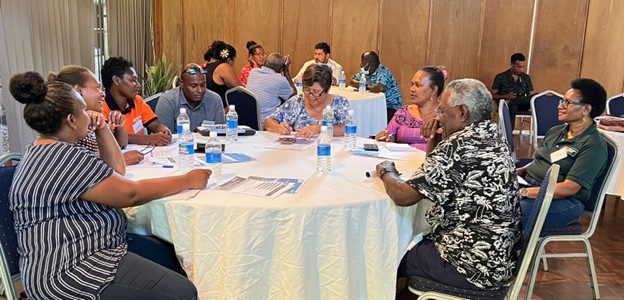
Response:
[142,55,178,97]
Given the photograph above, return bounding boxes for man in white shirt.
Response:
[293,42,342,85]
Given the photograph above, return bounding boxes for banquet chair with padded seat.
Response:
[498,100,532,167]
[530,90,564,149]
[145,92,163,113]
[606,93,624,117]
[409,164,559,300]
[525,135,619,300]
[225,86,262,130]
[0,153,23,300]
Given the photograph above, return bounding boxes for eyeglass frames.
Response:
[559,99,589,109]
[303,87,326,97]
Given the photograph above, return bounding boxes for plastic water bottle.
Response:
[177,108,190,134]
[338,71,346,89]
[178,123,194,172]
[359,74,367,93]
[322,105,334,138]
[317,126,331,172]
[295,79,303,89]
[345,109,357,149]
[226,104,238,143]
[205,131,222,184]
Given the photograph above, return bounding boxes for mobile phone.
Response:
[363,143,379,151]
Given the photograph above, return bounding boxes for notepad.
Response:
[385,143,417,152]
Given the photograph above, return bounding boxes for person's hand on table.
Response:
[123,150,144,165]
[375,130,396,142]
[146,132,171,146]
[273,122,293,135]
[185,169,212,189]
[295,125,320,138]
[375,160,397,178]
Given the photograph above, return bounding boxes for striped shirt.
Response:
[246,66,295,120]
[10,142,126,299]
[76,129,99,154]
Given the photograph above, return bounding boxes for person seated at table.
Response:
[246,52,297,121]
[53,65,144,166]
[203,40,243,108]
[516,78,607,229]
[264,63,351,137]
[9,71,210,299]
[350,51,402,120]
[101,56,172,146]
[292,42,343,85]
[374,66,447,151]
[156,63,225,133]
[492,53,534,129]
[376,78,522,292]
[239,40,265,85]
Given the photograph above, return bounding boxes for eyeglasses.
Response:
[435,104,463,116]
[182,66,207,76]
[559,99,589,109]
[253,53,267,58]
[139,144,156,155]
[303,87,326,97]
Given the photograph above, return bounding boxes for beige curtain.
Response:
[107,0,153,89]
[0,0,95,153]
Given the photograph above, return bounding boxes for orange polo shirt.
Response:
[102,94,158,134]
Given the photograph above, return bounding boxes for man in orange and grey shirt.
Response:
[101,56,172,146]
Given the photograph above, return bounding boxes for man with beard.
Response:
[293,42,343,85]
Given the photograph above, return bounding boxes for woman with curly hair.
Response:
[203,40,243,108]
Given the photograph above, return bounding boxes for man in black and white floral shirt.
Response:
[376,78,522,291]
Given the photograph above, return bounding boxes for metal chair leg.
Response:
[526,240,546,299]
[583,239,601,299]
[541,247,549,271]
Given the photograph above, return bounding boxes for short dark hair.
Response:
[246,40,263,56]
[302,63,333,92]
[362,51,379,64]
[420,66,448,97]
[10,71,79,135]
[204,40,237,62]
[571,78,606,118]
[314,42,331,54]
[101,57,133,90]
[510,53,526,64]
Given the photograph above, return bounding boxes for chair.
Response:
[606,93,624,117]
[144,92,163,113]
[498,100,532,167]
[525,135,619,300]
[225,86,262,130]
[0,153,22,300]
[530,90,564,149]
[409,164,559,300]
[172,76,180,89]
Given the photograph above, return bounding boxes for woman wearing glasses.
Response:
[264,63,351,137]
[374,66,447,151]
[239,40,266,85]
[9,71,209,299]
[203,40,243,108]
[516,78,608,229]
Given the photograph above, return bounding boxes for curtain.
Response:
[107,0,153,89]
[0,0,95,153]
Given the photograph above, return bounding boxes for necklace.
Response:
[38,134,61,141]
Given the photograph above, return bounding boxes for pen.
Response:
[278,112,284,123]
[380,132,394,141]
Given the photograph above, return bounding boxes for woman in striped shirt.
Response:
[9,71,209,299]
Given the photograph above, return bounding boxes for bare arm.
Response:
[218,63,243,88]
[264,118,293,135]
[376,161,424,206]
[81,169,211,208]
[522,179,582,200]
[88,111,125,175]
[367,83,387,93]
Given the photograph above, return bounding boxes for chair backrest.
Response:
[582,134,619,236]
[0,152,22,300]
[531,90,564,145]
[508,164,558,300]
[606,93,624,117]
[498,99,515,157]
[172,75,180,89]
[144,92,163,113]
[225,86,262,130]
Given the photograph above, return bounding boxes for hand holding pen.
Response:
[375,130,395,142]
[276,112,293,135]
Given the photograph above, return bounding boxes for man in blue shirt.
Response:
[156,63,226,133]
[350,51,402,122]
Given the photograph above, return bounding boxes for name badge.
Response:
[550,147,567,163]
[132,116,144,134]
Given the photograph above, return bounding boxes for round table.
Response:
[599,129,624,197]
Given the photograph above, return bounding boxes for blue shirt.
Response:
[155,86,226,133]
[351,63,402,109]
[246,66,295,121]
[267,94,351,132]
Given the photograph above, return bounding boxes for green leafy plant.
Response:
[142,55,178,97]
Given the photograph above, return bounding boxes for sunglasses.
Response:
[182,66,207,76]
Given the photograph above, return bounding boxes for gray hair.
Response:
[264,53,285,73]
[445,78,492,123]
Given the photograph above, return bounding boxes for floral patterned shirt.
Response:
[385,106,432,151]
[267,94,351,132]
[351,63,402,109]
[407,120,522,289]
[239,64,253,86]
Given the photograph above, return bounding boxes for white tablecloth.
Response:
[331,87,387,138]
[599,129,624,197]
[125,132,429,300]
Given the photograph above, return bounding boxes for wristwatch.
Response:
[519,188,529,198]
[379,168,389,179]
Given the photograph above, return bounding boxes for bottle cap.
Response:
[210,131,217,138]
[320,126,327,132]
[180,108,186,114]
[229,104,235,110]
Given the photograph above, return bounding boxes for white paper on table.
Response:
[168,189,201,200]
[151,145,179,158]
[148,157,177,166]
[261,142,315,151]
[385,143,417,152]
[215,176,295,198]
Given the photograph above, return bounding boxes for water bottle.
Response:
[338,71,346,89]
[295,79,303,89]
[322,105,334,138]
[205,131,222,184]
[345,109,357,149]
[226,104,238,143]
[177,108,190,134]
[178,123,194,172]
[359,74,367,93]
[317,126,331,173]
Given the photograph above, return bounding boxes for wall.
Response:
[154,0,624,102]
